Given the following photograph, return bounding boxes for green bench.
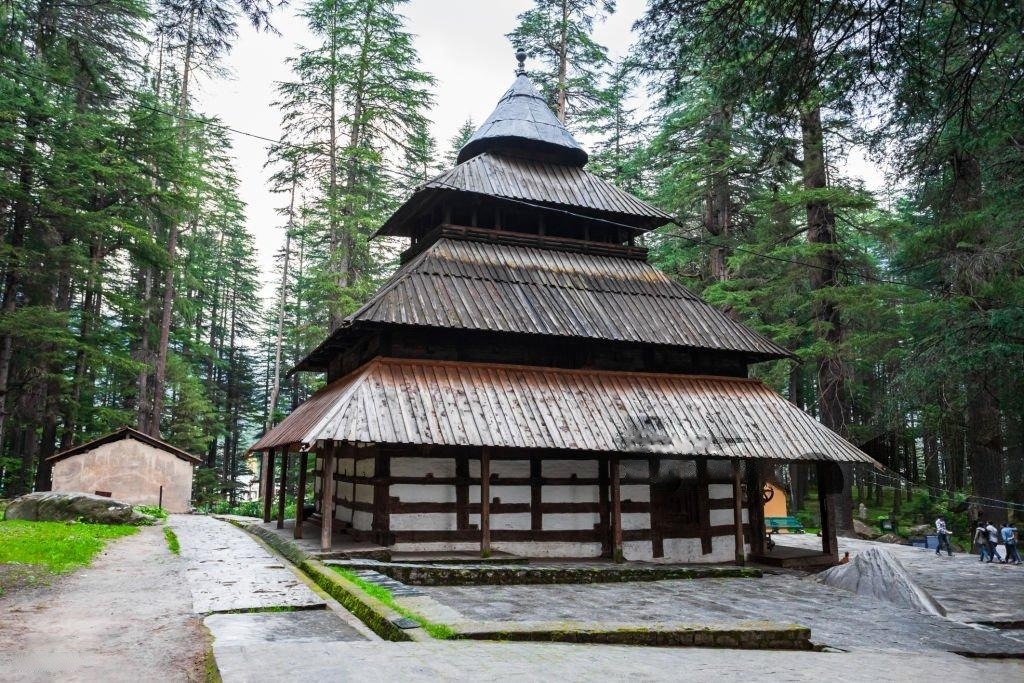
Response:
[764,516,805,550]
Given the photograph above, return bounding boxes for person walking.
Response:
[935,516,953,557]
[975,521,993,562]
[1000,523,1021,565]
[985,520,1000,562]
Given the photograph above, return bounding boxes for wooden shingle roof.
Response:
[374,153,672,237]
[251,357,876,466]
[295,237,791,371]
[458,75,587,166]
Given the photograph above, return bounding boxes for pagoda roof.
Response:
[250,357,876,467]
[457,74,587,166]
[294,236,791,372]
[374,152,672,238]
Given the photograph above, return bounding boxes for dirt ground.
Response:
[0,524,206,682]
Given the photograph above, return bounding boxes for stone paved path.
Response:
[166,514,374,675]
[774,534,1024,624]
[422,573,1024,655]
[213,640,1024,682]
[169,515,325,613]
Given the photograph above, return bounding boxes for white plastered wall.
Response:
[50,438,194,512]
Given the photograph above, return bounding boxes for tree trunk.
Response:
[556,0,568,123]
[801,100,851,532]
[267,178,296,432]
[704,104,732,282]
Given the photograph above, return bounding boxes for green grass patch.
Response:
[136,505,168,520]
[332,567,455,639]
[164,527,180,554]
[0,520,137,574]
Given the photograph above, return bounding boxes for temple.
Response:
[250,55,877,565]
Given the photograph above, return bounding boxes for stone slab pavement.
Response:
[213,640,1024,682]
[773,534,1024,624]
[421,574,1024,655]
[166,514,376,676]
[169,514,326,614]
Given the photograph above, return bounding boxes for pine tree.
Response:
[444,117,475,168]
[273,0,434,331]
[507,0,615,130]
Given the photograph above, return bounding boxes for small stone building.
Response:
[48,426,199,512]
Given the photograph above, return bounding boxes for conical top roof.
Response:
[457,74,588,167]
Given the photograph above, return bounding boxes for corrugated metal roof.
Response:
[250,357,876,465]
[457,75,588,166]
[343,238,790,358]
[375,153,671,237]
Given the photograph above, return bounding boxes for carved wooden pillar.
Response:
[480,447,491,557]
[261,448,275,523]
[598,455,610,557]
[320,443,336,552]
[817,461,841,562]
[276,450,288,529]
[732,458,745,565]
[745,460,766,557]
[611,456,623,563]
[294,451,309,540]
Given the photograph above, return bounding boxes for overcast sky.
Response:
[193,0,648,292]
[192,0,878,301]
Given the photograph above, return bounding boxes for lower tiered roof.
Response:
[295,234,791,372]
[251,357,873,464]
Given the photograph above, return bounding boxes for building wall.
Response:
[317,450,748,562]
[51,439,194,512]
[763,481,788,518]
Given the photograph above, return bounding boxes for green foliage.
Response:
[0,521,137,573]
[135,505,168,520]
[332,567,455,639]
[507,0,616,131]
[163,526,180,554]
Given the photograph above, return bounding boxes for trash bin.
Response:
[924,534,938,549]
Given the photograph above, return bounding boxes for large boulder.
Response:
[853,519,880,539]
[4,491,145,525]
[813,547,945,616]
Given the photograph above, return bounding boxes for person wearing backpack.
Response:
[985,521,1001,562]
[1001,523,1021,565]
[975,522,993,562]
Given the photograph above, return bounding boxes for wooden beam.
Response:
[697,458,712,554]
[530,456,542,531]
[372,447,390,546]
[277,451,288,529]
[598,455,610,557]
[817,462,840,561]
[611,456,623,563]
[456,455,469,530]
[480,447,491,557]
[294,451,309,540]
[649,456,663,559]
[732,458,744,565]
[320,444,336,552]
[745,461,766,557]
[262,449,275,523]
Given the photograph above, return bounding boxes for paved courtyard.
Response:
[773,533,1024,624]
[213,640,1024,682]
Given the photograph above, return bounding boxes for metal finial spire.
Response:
[515,47,527,76]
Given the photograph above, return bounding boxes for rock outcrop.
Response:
[853,519,880,539]
[813,547,945,616]
[4,491,148,525]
